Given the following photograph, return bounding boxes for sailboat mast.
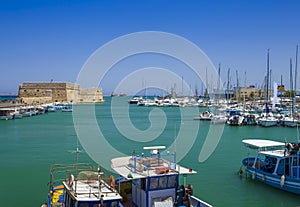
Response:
[227,68,230,100]
[266,49,270,113]
[290,58,294,117]
[295,45,298,97]
[281,74,283,107]
[218,63,221,100]
[236,70,239,101]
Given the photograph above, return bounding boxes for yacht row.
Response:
[0,102,73,120]
[195,110,299,127]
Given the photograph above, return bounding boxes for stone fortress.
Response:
[18,82,103,104]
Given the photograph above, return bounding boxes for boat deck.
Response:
[111,156,196,180]
[63,179,121,201]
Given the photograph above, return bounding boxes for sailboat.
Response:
[259,49,278,127]
[282,46,299,127]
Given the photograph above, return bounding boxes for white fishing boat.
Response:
[241,139,300,195]
[111,146,212,207]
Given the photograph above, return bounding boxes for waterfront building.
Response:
[18,82,103,104]
[237,86,267,101]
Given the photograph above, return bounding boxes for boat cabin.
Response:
[111,146,212,207]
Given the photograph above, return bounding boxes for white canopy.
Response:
[242,139,285,148]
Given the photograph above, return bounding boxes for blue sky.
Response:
[1,0,300,95]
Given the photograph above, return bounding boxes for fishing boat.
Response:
[111,146,212,207]
[241,139,300,195]
[45,163,122,207]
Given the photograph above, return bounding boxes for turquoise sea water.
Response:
[0,96,299,207]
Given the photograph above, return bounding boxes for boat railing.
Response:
[67,178,119,198]
[129,153,177,174]
[49,163,95,189]
[190,195,213,207]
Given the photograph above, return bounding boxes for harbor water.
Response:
[0,96,299,207]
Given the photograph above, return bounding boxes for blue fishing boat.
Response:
[111,146,212,207]
[241,139,300,194]
[45,163,122,207]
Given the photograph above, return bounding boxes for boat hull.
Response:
[259,120,278,127]
[281,120,298,127]
[244,166,300,195]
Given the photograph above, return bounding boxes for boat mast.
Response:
[217,63,221,101]
[294,45,298,98]
[280,75,283,108]
[236,70,239,101]
[290,58,294,117]
[266,49,270,113]
[227,68,230,100]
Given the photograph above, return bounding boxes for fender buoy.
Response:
[68,174,74,188]
[239,169,243,175]
[252,172,256,180]
[109,175,115,188]
[280,175,285,187]
[262,174,266,181]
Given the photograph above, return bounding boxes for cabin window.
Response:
[167,175,177,187]
[149,177,158,189]
[293,157,300,166]
[159,176,167,188]
[276,159,285,175]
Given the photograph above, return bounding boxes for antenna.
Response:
[68,135,85,176]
